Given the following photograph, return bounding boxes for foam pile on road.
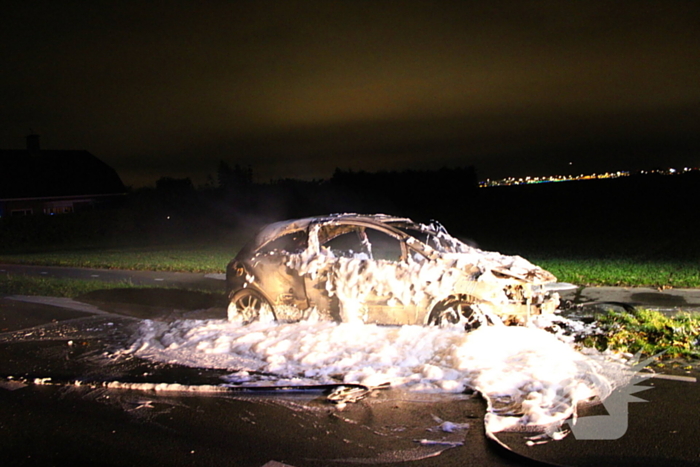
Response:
[126,318,638,437]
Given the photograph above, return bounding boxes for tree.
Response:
[217,161,253,192]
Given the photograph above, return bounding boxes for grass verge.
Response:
[2,248,698,288]
[0,245,238,274]
[582,309,700,359]
[534,258,700,288]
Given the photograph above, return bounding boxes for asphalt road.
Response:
[1,265,699,466]
[0,297,532,467]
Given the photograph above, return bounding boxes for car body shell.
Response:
[226,214,561,326]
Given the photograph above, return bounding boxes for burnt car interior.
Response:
[253,220,453,265]
[321,226,403,262]
[258,230,308,255]
[391,222,467,254]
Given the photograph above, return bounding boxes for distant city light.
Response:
[479,166,698,188]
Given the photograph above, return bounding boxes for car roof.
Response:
[253,213,415,249]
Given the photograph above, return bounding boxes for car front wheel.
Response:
[228,289,275,323]
[429,296,486,331]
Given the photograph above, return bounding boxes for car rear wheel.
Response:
[429,296,485,331]
[228,289,275,323]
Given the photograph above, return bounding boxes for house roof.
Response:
[0,149,126,200]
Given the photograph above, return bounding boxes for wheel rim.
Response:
[231,290,270,323]
[430,298,484,331]
[458,304,483,330]
[433,306,460,325]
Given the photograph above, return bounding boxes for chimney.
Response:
[26,133,40,152]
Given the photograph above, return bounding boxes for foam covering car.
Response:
[226,214,568,329]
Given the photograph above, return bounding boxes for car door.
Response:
[314,223,422,325]
[301,224,369,321]
[252,229,309,319]
[360,227,422,325]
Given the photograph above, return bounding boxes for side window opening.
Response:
[397,227,446,252]
[259,230,308,254]
[364,228,403,262]
[323,229,370,259]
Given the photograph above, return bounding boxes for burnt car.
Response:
[226,214,567,329]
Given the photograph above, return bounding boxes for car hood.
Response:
[434,248,557,284]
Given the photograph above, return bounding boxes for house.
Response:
[0,135,126,217]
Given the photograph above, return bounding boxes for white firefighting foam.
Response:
[126,317,638,437]
[289,248,472,323]
[280,223,558,324]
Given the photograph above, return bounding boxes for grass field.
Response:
[0,245,237,274]
[1,244,699,288]
[534,257,700,288]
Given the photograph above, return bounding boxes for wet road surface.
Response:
[1,266,699,466]
[0,297,532,467]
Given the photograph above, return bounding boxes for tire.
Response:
[228,289,275,323]
[429,296,485,331]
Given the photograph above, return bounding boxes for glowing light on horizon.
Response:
[479,166,698,188]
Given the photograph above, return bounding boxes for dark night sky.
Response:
[2,1,699,187]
